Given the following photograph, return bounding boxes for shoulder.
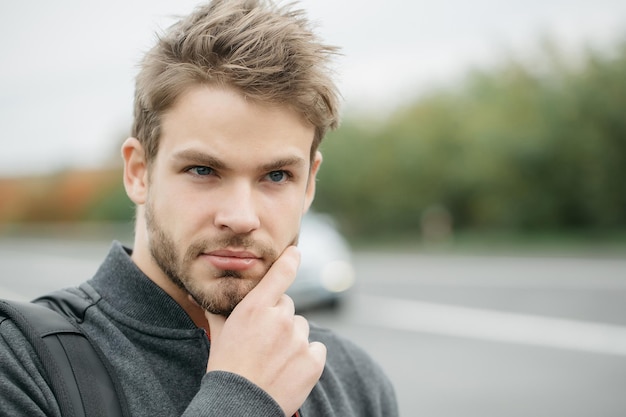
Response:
[309,322,376,369]
[0,315,60,416]
[307,322,399,416]
[309,322,390,383]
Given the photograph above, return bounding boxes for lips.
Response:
[203,249,261,271]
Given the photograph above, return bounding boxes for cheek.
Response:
[150,183,208,236]
[264,203,304,243]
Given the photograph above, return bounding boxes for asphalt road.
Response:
[1,236,626,417]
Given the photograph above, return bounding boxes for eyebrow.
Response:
[261,156,306,172]
[171,149,227,170]
[171,149,306,172]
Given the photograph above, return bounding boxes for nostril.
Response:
[214,211,260,234]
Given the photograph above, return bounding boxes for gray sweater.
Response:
[0,242,398,416]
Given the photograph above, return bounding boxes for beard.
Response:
[144,201,285,317]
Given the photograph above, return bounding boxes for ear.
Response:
[303,151,323,214]
[121,137,149,205]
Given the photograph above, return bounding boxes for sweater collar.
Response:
[88,241,197,330]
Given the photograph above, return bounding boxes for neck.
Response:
[131,216,211,333]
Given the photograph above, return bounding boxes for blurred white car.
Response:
[288,212,355,310]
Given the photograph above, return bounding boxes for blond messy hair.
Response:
[132,0,341,164]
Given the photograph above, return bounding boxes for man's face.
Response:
[138,86,320,316]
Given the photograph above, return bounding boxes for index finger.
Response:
[244,245,300,307]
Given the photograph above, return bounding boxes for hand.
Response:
[204,246,327,416]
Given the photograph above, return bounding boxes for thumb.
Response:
[205,311,227,372]
[205,311,226,343]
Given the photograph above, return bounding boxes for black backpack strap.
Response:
[0,291,128,417]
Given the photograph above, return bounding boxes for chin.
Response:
[191,276,257,317]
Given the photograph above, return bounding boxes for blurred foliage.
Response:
[0,169,121,224]
[83,182,135,222]
[314,38,626,239]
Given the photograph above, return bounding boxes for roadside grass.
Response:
[349,229,626,258]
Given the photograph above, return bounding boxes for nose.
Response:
[213,181,261,234]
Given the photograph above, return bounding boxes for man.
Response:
[0,1,398,416]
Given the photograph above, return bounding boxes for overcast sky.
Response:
[1,0,625,177]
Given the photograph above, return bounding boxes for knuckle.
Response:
[312,343,327,368]
[273,309,294,333]
[293,315,309,333]
[280,294,295,308]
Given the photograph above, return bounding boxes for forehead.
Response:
[157,85,315,167]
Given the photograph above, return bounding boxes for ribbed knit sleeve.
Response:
[183,370,284,417]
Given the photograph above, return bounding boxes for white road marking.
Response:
[358,294,626,356]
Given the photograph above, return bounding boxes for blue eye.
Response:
[189,166,214,176]
[267,170,288,183]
